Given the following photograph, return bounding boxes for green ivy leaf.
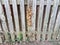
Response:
[18,32,23,41]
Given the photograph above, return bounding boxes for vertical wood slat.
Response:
[31,0,36,41]
[0,2,2,43]
[42,0,52,41]
[0,25,2,43]
[53,11,60,40]
[57,29,60,41]
[20,0,26,41]
[0,37,2,43]
[0,2,8,41]
[12,0,20,38]
[48,0,59,41]
[37,0,44,41]
[4,0,15,41]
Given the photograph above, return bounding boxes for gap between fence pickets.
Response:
[53,11,60,41]
[0,2,9,42]
[20,0,26,41]
[4,0,15,41]
[37,0,44,41]
[42,0,52,41]
[12,0,20,38]
[48,0,59,41]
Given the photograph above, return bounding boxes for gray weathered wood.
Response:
[48,0,59,41]
[20,0,26,41]
[1,0,60,5]
[42,0,52,41]
[0,23,2,43]
[37,0,44,41]
[0,0,60,42]
[4,0,15,41]
[31,0,36,41]
[12,0,20,38]
[0,2,9,41]
[53,11,60,40]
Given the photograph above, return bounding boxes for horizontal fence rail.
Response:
[0,0,60,43]
[1,0,60,5]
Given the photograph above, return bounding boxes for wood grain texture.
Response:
[12,0,20,38]
[4,0,15,41]
[37,0,44,41]
[20,0,26,41]
[1,0,60,5]
[0,0,60,42]
[53,11,60,40]
[0,2,9,42]
[31,0,36,41]
[42,0,52,41]
[0,24,2,43]
[48,0,59,41]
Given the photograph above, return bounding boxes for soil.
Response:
[0,41,60,45]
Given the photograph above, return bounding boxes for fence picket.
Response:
[0,24,2,43]
[0,2,9,41]
[48,0,59,41]
[31,0,36,41]
[12,0,20,38]
[20,0,26,41]
[4,0,15,41]
[53,11,60,40]
[37,0,44,41]
[42,0,52,41]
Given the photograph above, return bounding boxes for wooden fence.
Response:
[0,0,60,43]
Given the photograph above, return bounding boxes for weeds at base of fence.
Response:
[3,32,31,44]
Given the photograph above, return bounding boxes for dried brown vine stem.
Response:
[26,7,35,41]
[26,6,32,26]
[26,0,33,27]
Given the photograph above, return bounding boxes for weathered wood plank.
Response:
[12,0,20,38]
[0,2,9,41]
[31,0,36,41]
[48,0,59,41]
[0,0,60,42]
[53,11,60,40]
[37,0,44,41]
[4,0,15,41]
[0,24,2,43]
[20,0,26,41]
[57,28,60,41]
[42,0,52,41]
[1,0,60,5]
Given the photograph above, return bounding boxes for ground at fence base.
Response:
[0,41,60,45]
